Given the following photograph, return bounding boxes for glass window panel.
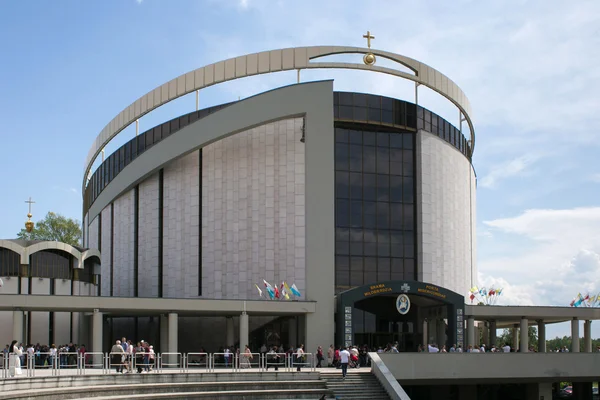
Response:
[377,243,390,256]
[403,162,413,177]
[377,258,390,281]
[336,128,348,143]
[354,107,367,121]
[404,259,415,279]
[390,133,403,148]
[363,146,376,173]
[180,114,189,128]
[391,244,404,258]
[161,122,171,138]
[336,256,350,270]
[377,203,389,229]
[138,133,146,153]
[363,174,376,201]
[381,97,393,111]
[377,231,390,243]
[425,120,432,132]
[339,92,353,106]
[363,131,377,146]
[350,257,363,271]
[348,130,362,144]
[363,228,377,243]
[390,202,403,227]
[404,245,414,258]
[336,171,349,199]
[333,92,339,105]
[367,95,380,108]
[390,148,402,163]
[368,108,381,122]
[402,177,414,203]
[432,114,438,129]
[349,144,363,172]
[336,270,349,286]
[350,271,364,286]
[334,106,339,118]
[377,174,389,201]
[336,241,350,255]
[391,271,404,281]
[403,134,413,149]
[335,143,348,170]
[377,148,389,174]
[364,257,377,272]
[337,197,349,215]
[377,132,389,147]
[189,111,199,124]
[390,161,402,176]
[390,176,402,202]
[364,243,377,256]
[403,205,414,230]
[350,201,362,227]
[417,107,424,120]
[350,242,363,256]
[339,106,353,119]
[403,150,413,164]
[382,110,393,124]
[417,117,424,130]
[336,228,350,241]
[349,173,362,199]
[350,228,363,242]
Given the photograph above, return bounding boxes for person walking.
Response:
[295,344,305,372]
[110,340,125,373]
[316,346,324,368]
[8,340,22,377]
[339,346,350,380]
[327,345,334,367]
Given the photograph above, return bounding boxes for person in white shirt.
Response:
[480,344,486,353]
[339,347,350,380]
[295,344,305,372]
[502,343,511,353]
[428,344,439,353]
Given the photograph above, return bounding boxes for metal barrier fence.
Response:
[158,353,183,373]
[185,353,210,372]
[1,351,319,378]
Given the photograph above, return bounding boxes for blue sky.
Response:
[1,0,600,339]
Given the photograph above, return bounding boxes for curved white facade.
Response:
[416,130,476,297]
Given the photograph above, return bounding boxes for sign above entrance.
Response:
[396,294,410,315]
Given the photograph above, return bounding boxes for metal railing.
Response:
[158,353,183,373]
[0,351,320,378]
[185,352,210,372]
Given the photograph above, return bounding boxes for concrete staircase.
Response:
[321,369,391,400]
[0,372,332,400]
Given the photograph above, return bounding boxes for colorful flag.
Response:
[274,285,280,299]
[290,284,301,297]
[255,284,263,298]
[263,280,275,299]
[280,283,290,300]
[496,288,503,296]
[469,293,475,301]
[284,281,292,294]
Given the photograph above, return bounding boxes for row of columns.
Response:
[421,318,447,347]
[86,311,252,354]
[466,317,593,352]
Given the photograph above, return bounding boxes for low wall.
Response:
[380,353,600,384]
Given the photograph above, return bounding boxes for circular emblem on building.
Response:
[396,294,410,315]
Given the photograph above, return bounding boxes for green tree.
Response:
[17,212,82,247]
[496,327,538,349]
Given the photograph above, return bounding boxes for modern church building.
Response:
[77,43,476,354]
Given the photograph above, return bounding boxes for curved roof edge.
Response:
[83,46,475,194]
[0,239,100,268]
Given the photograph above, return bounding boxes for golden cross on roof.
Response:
[363,31,375,49]
[25,197,35,215]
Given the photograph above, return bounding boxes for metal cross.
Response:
[400,283,410,293]
[363,31,375,48]
[25,197,35,214]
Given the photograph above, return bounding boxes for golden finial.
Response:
[25,197,35,233]
[362,31,376,65]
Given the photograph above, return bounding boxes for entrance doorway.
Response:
[336,280,465,351]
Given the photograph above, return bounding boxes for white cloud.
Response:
[135,0,143,4]
[480,207,600,307]
[479,153,544,189]
[589,174,600,183]
[238,0,249,9]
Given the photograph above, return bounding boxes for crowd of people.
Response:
[109,337,156,373]
[2,341,88,376]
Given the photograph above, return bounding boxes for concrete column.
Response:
[584,320,592,353]
[288,317,297,349]
[226,317,234,347]
[537,320,546,353]
[467,317,475,348]
[422,319,428,347]
[298,314,306,346]
[520,317,528,352]
[512,325,519,351]
[167,313,178,354]
[160,315,168,353]
[437,319,446,348]
[428,319,437,344]
[239,312,249,351]
[489,321,497,347]
[482,323,489,346]
[474,326,481,346]
[91,310,103,352]
[12,310,24,343]
[571,318,580,352]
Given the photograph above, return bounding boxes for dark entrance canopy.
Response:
[336,280,465,350]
